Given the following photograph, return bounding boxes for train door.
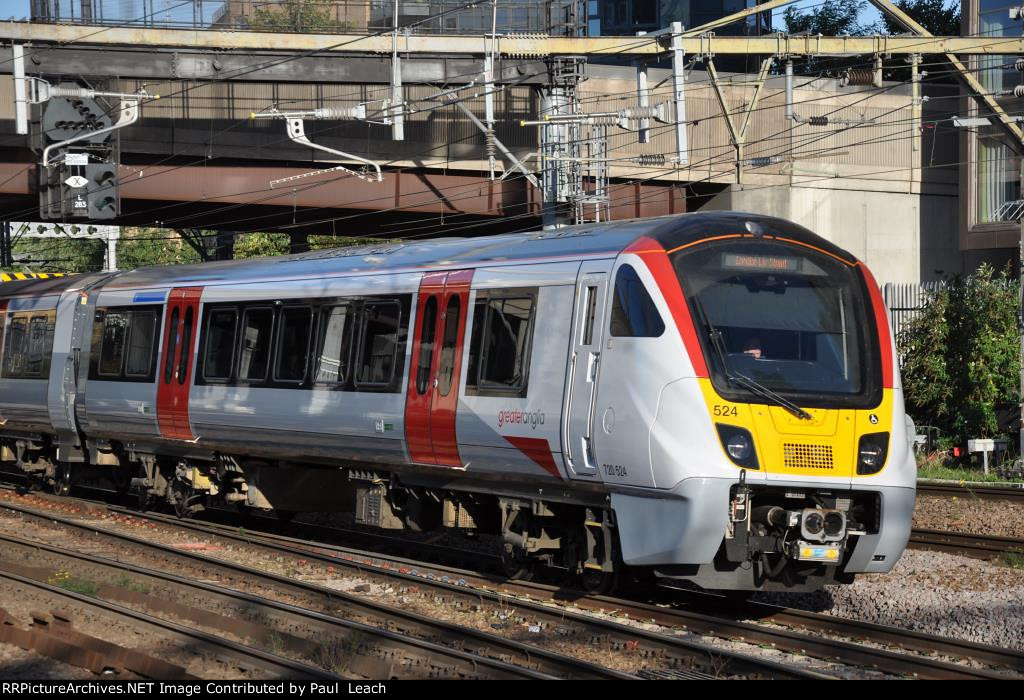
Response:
[404,269,473,467]
[157,287,202,441]
[563,262,609,479]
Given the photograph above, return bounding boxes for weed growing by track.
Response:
[47,569,98,597]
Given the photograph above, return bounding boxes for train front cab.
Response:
[603,221,916,592]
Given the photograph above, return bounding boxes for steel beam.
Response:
[5,22,1024,56]
[0,45,549,85]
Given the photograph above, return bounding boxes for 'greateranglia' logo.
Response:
[497,409,545,429]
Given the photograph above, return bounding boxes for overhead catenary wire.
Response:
[8,25,1015,261]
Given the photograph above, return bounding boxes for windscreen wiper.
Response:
[726,369,813,421]
[692,297,812,421]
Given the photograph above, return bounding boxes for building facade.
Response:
[593,0,770,36]
[961,0,1024,263]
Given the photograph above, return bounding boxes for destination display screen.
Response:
[721,252,802,273]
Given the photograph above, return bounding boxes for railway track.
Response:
[0,489,835,679]
[909,528,1024,560]
[0,568,341,680]
[0,532,581,680]
[2,488,1014,679]
[916,482,1024,504]
[0,492,805,680]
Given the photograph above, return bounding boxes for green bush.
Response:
[898,264,1020,444]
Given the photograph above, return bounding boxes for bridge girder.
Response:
[5,21,1024,58]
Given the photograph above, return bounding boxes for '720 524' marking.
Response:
[603,464,628,478]
[713,404,738,417]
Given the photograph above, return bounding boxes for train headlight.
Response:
[716,424,759,469]
[727,433,751,461]
[857,432,889,475]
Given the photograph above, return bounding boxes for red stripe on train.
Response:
[858,264,894,389]
[504,436,562,479]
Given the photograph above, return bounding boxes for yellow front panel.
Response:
[697,379,894,478]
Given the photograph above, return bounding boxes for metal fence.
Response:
[882,281,945,351]
[29,0,586,35]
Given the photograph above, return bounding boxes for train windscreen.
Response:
[673,239,881,408]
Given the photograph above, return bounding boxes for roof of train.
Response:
[0,273,93,299]
[1,213,856,298]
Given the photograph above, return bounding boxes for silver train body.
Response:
[0,213,915,592]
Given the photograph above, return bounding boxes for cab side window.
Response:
[610,264,664,338]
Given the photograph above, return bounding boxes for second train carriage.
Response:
[0,213,916,592]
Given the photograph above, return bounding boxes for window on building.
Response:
[610,264,665,337]
[315,305,352,384]
[238,307,274,382]
[202,308,236,381]
[275,306,313,383]
[632,0,656,25]
[355,301,402,387]
[980,1,1018,93]
[977,134,1022,223]
[466,293,534,395]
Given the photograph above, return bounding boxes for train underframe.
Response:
[1,434,879,594]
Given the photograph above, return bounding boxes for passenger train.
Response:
[0,213,915,592]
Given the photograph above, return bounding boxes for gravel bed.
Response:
[913,494,1024,539]
[755,549,1024,651]
[0,497,880,679]
[0,642,98,680]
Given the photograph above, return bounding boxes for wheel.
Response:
[580,567,619,596]
[171,480,195,519]
[52,463,72,497]
[501,544,535,581]
[136,489,156,512]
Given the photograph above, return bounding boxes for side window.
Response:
[466,292,535,396]
[203,308,238,381]
[274,306,313,383]
[98,311,130,377]
[315,305,352,384]
[355,301,401,388]
[610,264,665,338]
[3,312,55,379]
[90,307,160,381]
[125,311,158,378]
[25,316,50,377]
[177,306,194,385]
[437,296,460,396]
[415,296,438,395]
[164,307,179,384]
[2,316,27,377]
[239,307,274,382]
